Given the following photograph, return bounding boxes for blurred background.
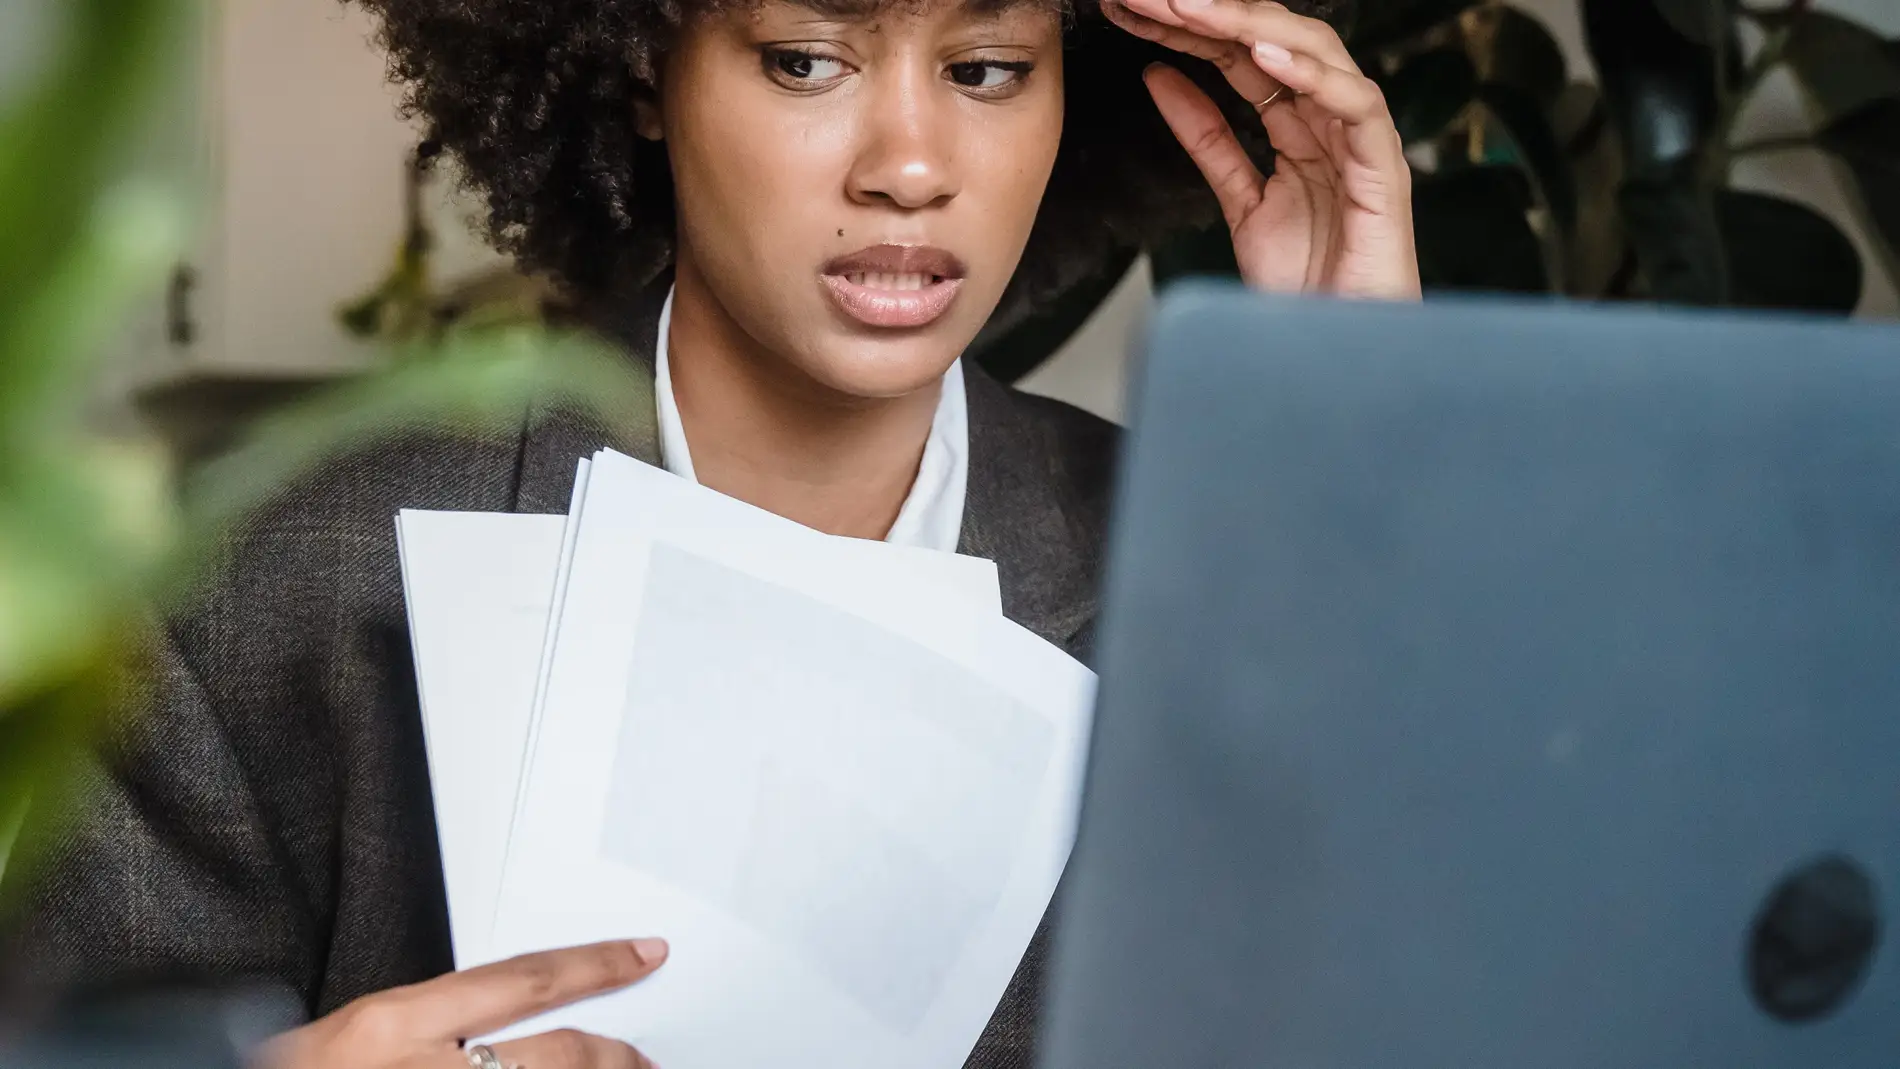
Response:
[17,0,1893,447]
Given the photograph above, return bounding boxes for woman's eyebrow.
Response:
[775,0,1057,20]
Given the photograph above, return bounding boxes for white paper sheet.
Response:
[493,450,1005,922]
[398,508,569,961]
[587,447,1002,625]
[485,541,1095,1069]
[400,451,1007,967]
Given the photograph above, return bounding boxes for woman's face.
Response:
[654,0,1065,399]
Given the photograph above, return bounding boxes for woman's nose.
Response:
[846,73,961,210]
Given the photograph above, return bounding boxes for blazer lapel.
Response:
[958,366,1102,652]
[509,285,667,515]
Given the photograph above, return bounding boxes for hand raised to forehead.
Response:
[1103,0,1420,300]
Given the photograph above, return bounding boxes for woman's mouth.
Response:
[821,245,966,329]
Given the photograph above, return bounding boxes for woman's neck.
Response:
[664,261,941,540]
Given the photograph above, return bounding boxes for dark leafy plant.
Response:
[1146,0,1900,315]
[336,142,567,345]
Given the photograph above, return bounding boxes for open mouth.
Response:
[839,270,948,291]
[821,245,967,329]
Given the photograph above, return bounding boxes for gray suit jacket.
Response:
[11,296,1117,1069]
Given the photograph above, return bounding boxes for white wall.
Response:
[109,0,509,401]
[212,0,512,375]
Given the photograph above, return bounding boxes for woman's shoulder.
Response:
[966,367,1121,528]
[209,398,633,555]
[963,369,1121,655]
[1007,387,1119,506]
[221,429,525,548]
[1000,385,1120,462]
[184,429,536,643]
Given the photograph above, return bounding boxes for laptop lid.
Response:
[1043,289,1899,1069]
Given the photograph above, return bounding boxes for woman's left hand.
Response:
[1105,0,1421,300]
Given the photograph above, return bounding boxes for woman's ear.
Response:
[633,91,664,141]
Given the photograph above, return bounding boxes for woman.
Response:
[15,0,1417,1064]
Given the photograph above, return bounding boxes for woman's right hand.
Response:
[255,938,669,1069]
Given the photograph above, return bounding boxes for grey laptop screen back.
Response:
[1043,290,1900,1069]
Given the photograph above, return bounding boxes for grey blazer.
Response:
[10,295,1118,1069]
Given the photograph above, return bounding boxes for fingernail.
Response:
[1253,40,1293,66]
[1174,0,1213,11]
[629,937,669,965]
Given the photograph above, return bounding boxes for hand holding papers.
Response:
[397,449,1095,1069]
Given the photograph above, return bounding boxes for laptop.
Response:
[1042,288,1899,1069]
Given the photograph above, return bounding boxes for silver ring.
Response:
[1252,86,1287,111]
[465,1043,505,1069]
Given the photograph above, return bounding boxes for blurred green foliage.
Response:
[0,0,648,888]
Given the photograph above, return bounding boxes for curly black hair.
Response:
[348,0,1344,326]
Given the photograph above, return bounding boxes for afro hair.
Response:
[347,0,1348,326]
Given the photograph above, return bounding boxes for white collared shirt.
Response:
[653,286,969,552]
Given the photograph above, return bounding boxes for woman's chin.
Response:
[798,338,967,402]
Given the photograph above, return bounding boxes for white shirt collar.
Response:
[653,285,969,553]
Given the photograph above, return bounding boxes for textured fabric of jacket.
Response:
[8,293,1118,1069]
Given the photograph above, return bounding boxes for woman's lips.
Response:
[820,244,966,329]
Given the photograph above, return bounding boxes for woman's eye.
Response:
[765,49,847,85]
[947,61,1031,92]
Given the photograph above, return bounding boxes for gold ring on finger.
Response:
[1252,86,1288,111]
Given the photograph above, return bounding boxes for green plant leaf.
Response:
[1813,97,1900,283]
[0,438,178,711]
[1815,98,1900,195]
[1474,4,1569,111]
[1385,48,1478,145]
[971,247,1140,385]
[0,0,698,892]
[172,326,653,590]
[1782,11,1900,120]
[1582,0,1719,184]
[1549,82,1630,297]
[0,795,27,888]
[1582,0,1727,303]
[1647,0,1728,45]
[1349,0,1483,50]
[0,0,187,337]
[1716,190,1863,313]
[1618,181,1726,304]
[1476,82,1579,234]
[0,649,143,894]
[0,0,192,877]
[0,179,185,449]
[1413,165,1550,293]
[1551,80,1608,151]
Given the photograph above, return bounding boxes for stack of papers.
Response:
[395,449,1096,1069]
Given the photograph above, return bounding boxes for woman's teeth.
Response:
[844,271,940,290]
